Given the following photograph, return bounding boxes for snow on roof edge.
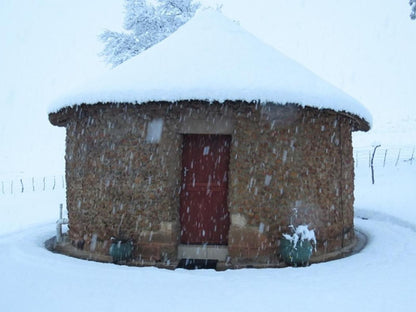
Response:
[50,96,371,132]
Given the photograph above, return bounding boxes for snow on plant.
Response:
[283,224,317,251]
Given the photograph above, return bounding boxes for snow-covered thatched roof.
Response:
[49,9,371,128]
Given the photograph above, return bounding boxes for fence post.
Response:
[371,145,381,184]
[395,149,401,167]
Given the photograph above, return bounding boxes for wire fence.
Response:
[0,175,65,195]
[354,145,415,168]
[1,145,413,195]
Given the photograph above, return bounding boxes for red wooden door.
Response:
[180,134,231,245]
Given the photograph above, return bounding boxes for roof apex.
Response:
[49,8,371,129]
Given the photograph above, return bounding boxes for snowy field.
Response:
[1,0,416,311]
[0,153,415,312]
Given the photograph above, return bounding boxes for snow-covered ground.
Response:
[1,0,415,311]
[0,162,415,311]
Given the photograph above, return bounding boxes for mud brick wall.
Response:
[50,101,357,265]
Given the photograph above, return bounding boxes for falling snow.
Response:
[264,174,272,186]
[1,0,416,311]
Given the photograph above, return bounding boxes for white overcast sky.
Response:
[0,0,415,174]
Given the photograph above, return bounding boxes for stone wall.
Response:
[227,104,355,263]
[63,103,182,261]
[50,101,357,266]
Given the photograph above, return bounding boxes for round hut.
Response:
[49,9,371,268]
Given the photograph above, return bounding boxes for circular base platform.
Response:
[45,228,367,270]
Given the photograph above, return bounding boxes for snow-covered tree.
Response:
[100,0,199,67]
[411,0,416,20]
